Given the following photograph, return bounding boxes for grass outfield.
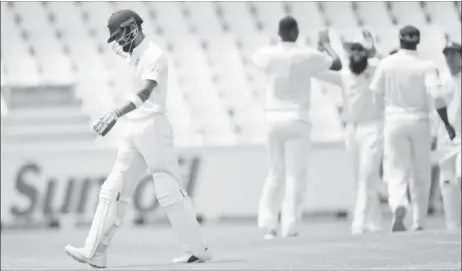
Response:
[1,216,460,270]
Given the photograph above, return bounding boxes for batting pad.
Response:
[153,172,207,256]
[440,181,461,230]
[165,197,208,256]
[83,190,129,258]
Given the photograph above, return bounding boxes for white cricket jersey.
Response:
[441,71,462,136]
[253,42,333,122]
[316,61,384,123]
[369,49,439,121]
[125,38,169,120]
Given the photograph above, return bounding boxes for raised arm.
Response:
[317,29,343,71]
[361,27,384,59]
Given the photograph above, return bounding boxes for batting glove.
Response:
[93,109,122,137]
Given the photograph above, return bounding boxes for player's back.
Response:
[127,39,169,120]
[254,42,332,122]
[377,50,435,119]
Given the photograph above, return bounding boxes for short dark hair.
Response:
[279,16,298,33]
[399,25,420,44]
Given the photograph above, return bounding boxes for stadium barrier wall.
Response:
[1,142,355,229]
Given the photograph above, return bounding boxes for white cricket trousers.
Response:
[84,113,207,257]
[438,136,461,230]
[345,120,384,232]
[258,119,311,236]
[383,118,432,228]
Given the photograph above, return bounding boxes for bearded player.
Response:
[64,10,211,268]
[316,30,385,235]
[437,41,461,230]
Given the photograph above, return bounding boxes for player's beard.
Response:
[119,31,137,53]
[122,39,134,53]
[349,56,368,75]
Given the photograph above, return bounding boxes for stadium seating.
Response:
[1,1,460,147]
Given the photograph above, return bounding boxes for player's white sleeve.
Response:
[253,47,271,69]
[425,66,441,97]
[424,64,448,109]
[369,62,386,96]
[308,50,334,75]
[141,55,167,82]
[314,70,343,87]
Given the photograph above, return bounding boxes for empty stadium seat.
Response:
[2,1,460,147]
[323,2,359,29]
[289,2,325,33]
[391,2,427,28]
[4,55,41,86]
[14,2,51,35]
[356,2,393,29]
[217,2,258,38]
[253,2,287,34]
[182,1,223,38]
[40,54,75,84]
[426,1,461,41]
[419,25,447,71]
[148,2,191,44]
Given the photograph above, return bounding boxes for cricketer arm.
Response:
[426,66,456,141]
[93,80,157,136]
[434,98,456,141]
[93,58,165,136]
[369,61,386,101]
[362,27,384,60]
[317,29,343,71]
[315,71,343,87]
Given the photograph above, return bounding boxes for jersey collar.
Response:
[280,41,297,48]
[130,37,149,63]
[398,49,419,56]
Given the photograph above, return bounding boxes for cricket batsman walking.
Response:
[316,31,385,235]
[369,25,456,232]
[437,41,461,230]
[64,10,211,268]
[253,16,342,239]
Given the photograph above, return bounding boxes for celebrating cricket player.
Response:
[437,41,461,230]
[369,25,456,232]
[253,16,342,240]
[316,29,385,235]
[64,10,211,268]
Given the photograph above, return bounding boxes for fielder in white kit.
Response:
[369,26,456,232]
[253,16,342,239]
[64,10,210,268]
[437,41,461,230]
[316,34,385,235]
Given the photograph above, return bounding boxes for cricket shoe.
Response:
[391,206,407,232]
[352,225,383,235]
[263,229,278,240]
[352,227,366,236]
[172,248,212,264]
[411,225,424,232]
[64,245,107,268]
[281,231,299,238]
